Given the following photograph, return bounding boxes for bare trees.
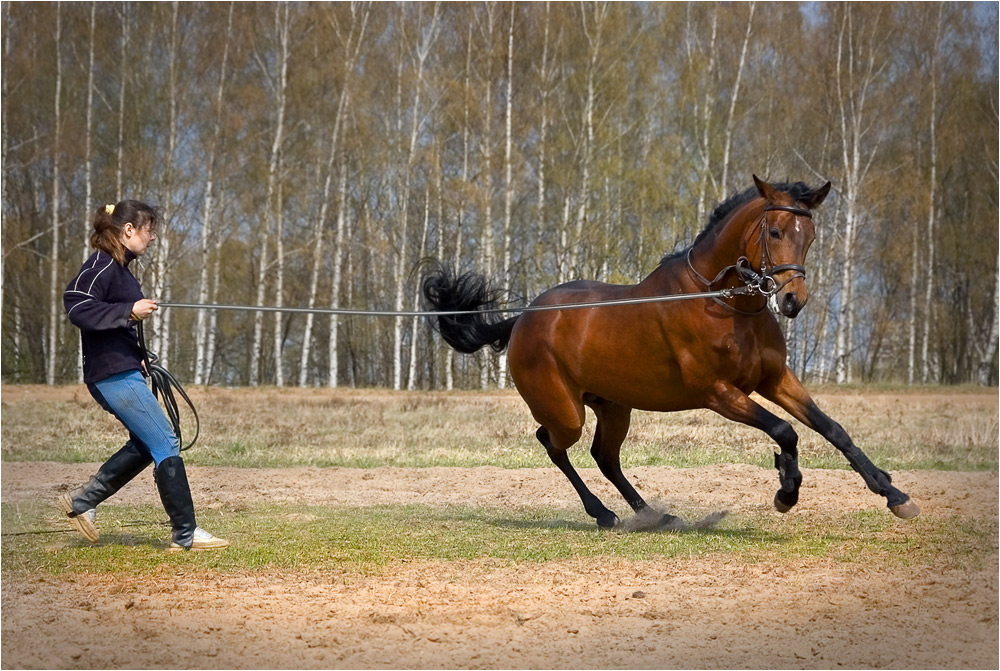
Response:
[2,2,997,388]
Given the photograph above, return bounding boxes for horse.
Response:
[421,176,920,529]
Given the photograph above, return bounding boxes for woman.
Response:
[60,200,228,552]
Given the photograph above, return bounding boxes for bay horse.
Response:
[422,176,920,528]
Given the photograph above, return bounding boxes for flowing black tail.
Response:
[420,259,519,354]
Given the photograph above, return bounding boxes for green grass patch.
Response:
[3,500,993,578]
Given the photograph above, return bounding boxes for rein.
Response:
[136,320,199,451]
[686,203,812,315]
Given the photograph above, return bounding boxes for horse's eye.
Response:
[769,228,781,239]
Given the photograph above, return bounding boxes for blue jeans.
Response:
[88,370,180,466]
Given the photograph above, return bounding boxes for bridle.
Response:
[687,203,812,314]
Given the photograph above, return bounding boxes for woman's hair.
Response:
[91,199,160,264]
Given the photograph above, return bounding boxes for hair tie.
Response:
[105,203,115,215]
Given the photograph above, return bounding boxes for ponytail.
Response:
[90,199,160,264]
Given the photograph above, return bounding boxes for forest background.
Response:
[2,1,997,391]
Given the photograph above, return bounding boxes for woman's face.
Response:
[122,222,157,256]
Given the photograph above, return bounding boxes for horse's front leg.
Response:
[760,369,920,519]
[706,383,804,513]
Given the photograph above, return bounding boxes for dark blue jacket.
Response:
[64,250,144,384]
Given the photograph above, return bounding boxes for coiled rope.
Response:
[136,321,199,452]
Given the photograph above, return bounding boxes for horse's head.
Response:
[748,175,831,318]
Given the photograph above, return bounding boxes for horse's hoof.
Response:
[890,498,920,520]
[596,512,620,529]
[658,513,684,530]
[773,490,797,513]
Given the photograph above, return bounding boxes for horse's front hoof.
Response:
[773,489,798,513]
[890,498,920,520]
[596,512,620,529]
[657,513,684,530]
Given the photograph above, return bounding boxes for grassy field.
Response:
[3,499,994,578]
[1,384,997,471]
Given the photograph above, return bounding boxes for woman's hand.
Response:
[130,299,158,321]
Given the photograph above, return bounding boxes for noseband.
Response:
[686,204,812,313]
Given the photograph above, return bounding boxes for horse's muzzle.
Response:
[779,292,804,318]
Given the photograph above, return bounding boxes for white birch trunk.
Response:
[694,6,718,226]
[116,5,128,200]
[720,1,754,199]
[497,4,515,389]
[394,2,439,391]
[251,2,290,386]
[306,4,367,388]
[407,185,431,390]
[46,3,63,386]
[833,14,855,385]
[195,2,233,386]
[920,7,943,384]
[559,196,571,283]
[832,6,885,384]
[978,249,999,385]
[479,4,496,390]
[576,3,606,275]
[273,179,285,387]
[79,0,97,384]
[328,150,349,388]
[536,2,552,298]
[447,21,475,391]
[153,1,180,370]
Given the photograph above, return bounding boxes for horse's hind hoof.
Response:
[890,498,920,520]
[773,490,798,513]
[596,512,620,529]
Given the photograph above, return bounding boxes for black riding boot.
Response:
[154,456,197,550]
[59,440,153,542]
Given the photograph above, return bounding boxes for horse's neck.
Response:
[687,201,760,284]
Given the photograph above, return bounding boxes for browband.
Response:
[764,204,813,218]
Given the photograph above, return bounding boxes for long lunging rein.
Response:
[139,224,809,450]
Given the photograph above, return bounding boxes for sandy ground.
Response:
[2,462,998,669]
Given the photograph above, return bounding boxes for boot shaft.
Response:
[69,440,153,515]
[154,456,197,548]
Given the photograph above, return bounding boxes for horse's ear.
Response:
[753,174,777,202]
[805,181,832,209]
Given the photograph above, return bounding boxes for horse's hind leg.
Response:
[588,400,681,527]
[535,424,621,530]
[761,369,919,519]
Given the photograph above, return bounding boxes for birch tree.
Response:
[151,1,182,369]
[919,5,944,384]
[298,1,368,388]
[497,2,516,388]
[195,2,234,386]
[393,2,439,391]
[832,4,889,384]
[77,0,98,383]
[250,1,290,387]
[719,1,754,199]
[46,2,62,386]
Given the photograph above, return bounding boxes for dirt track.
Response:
[2,463,998,669]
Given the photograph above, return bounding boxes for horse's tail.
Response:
[420,259,519,354]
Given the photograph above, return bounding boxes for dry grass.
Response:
[1,384,996,470]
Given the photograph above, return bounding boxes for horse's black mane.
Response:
[660,181,817,265]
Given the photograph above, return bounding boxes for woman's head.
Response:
[91,200,160,263]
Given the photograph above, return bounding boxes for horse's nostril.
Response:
[782,293,801,317]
